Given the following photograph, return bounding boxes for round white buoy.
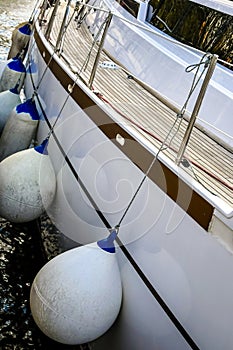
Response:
[8,22,32,59]
[0,56,26,93]
[0,98,40,161]
[0,87,21,134]
[0,139,56,222]
[30,232,122,345]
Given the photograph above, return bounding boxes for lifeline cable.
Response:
[27,58,200,350]
[96,91,233,192]
[25,8,218,346]
[25,4,218,347]
[115,53,212,228]
[75,0,233,69]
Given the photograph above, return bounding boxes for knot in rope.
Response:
[185,53,212,73]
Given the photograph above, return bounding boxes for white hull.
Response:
[24,1,233,348]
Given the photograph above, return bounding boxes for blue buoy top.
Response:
[97,230,118,253]
[16,99,40,120]
[8,57,26,73]
[10,86,19,95]
[19,23,31,36]
[34,139,49,155]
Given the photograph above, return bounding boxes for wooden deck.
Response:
[43,2,233,208]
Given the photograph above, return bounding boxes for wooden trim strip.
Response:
[34,29,214,230]
[31,30,203,348]
[32,71,200,350]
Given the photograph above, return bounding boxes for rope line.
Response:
[96,92,233,192]
[26,1,86,137]
[115,53,212,228]
[82,13,110,72]
[27,59,200,349]
[23,3,230,348]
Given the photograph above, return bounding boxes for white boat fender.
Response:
[0,139,56,223]
[0,98,40,161]
[0,59,10,79]
[8,22,32,59]
[30,230,122,345]
[0,86,21,134]
[0,56,26,93]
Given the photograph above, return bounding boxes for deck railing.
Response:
[41,0,220,165]
[176,54,218,164]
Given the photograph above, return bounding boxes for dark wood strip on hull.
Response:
[34,29,214,230]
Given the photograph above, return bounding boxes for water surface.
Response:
[0,0,34,59]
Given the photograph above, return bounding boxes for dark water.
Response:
[0,217,56,349]
[0,213,86,349]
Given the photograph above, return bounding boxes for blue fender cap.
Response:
[9,86,20,94]
[8,57,26,73]
[19,23,32,35]
[34,139,49,155]
[16,99,40,120]
[97,230,118,253]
